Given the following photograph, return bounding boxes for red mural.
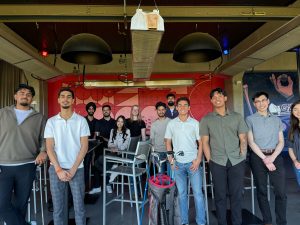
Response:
[47,74,228,132]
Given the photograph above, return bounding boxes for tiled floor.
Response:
[2,154,300,225]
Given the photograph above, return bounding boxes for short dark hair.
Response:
[209,87,227,99]
[15,83,35,97]
[155,101,167,109]
[252,91,269,102]
[102,104,111,110]
[58,87,74,99]
[86,102,96,112]
[176,96,190,106]
[166,93,175,99]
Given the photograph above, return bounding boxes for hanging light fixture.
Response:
[61,33,112,65]
[173,32,222,63]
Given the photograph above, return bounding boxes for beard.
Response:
[88,112,94,116]
[168,101,174,106]
[62,105,70,109]
[158,113,165,118]
[20,102,29,107]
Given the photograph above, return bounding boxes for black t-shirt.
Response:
[85,116,98,139]
[96,117,116,140]
[126,119,146,137]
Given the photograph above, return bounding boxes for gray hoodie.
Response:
[0,105,46,164]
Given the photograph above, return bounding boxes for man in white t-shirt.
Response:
[165,97,206,225]
[44,87,90,225]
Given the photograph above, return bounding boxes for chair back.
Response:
[127,136,140,152]
[134,141,151,163]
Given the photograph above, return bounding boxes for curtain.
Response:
[0,60,25,108]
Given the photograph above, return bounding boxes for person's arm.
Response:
[46,138,70,181]
[201,135,211,162]
[67,136,89,179]
[119,130,131,151]
[289,147,300,169]
[239,133,248,156]
[107,129,114,148]
[248,130,276,171]
[165,138,174,166]
[150,124,155,146]
[190,138,203,171]
[35,117,48,165]
[141,128,146,141]
[263,131,284,164]
[247,130,266,159]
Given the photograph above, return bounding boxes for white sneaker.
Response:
[109,172,119,183]
[106,185,113,194]
[88,187,101,194]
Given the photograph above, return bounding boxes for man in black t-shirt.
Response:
[94,104,115,194]
[84,102,100,193]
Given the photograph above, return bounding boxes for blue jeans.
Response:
[293,166,300,187]
[175,161,206,225]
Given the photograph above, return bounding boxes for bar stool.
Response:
[103,141,151,225]
[27,165,45,225]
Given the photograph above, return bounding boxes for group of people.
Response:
[0,83,299,225]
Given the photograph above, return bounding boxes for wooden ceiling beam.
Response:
[0,5,299,22]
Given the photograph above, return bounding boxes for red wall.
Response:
[47,73,228,132]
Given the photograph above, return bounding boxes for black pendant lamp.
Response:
[61,33,112,65]
[173,32,222,63]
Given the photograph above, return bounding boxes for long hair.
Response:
[288,100,300,141]
[111,115,128,143]
[129,105,142,123]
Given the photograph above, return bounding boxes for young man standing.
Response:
[84,102,101,194]
[165,97,206,225]
[247,91,287,225]
[150,102,171,174]
[45,87,90,225]
[165,93,179,119]
[97,104,115,146]
[96,104,115,193]
[0,84,47,225]
[200,87,248,225]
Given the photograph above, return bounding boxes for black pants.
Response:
[0,163,36,225]
[210,160,245,225]
[250,152,287,225]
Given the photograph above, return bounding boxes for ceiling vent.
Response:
[131,9,164,80]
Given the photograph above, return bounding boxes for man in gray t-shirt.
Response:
[247,91,286,225]
[150,102,170,174]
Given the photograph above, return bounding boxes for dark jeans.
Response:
[84,142,104,189]
[210,160,245,225]
[84,150,94,190]
[250,152,287,225]
[0,163,36,225]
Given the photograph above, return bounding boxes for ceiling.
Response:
[0,0,300,79]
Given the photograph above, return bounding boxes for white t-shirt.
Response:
[164,116,200,163]
[44,112,90,169]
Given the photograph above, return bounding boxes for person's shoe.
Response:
[88,187,101,194]
[106,185,113,194]
[47,200,53,212]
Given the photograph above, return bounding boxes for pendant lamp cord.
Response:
[138,0,158,10]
